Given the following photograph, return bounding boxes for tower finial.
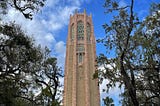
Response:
[90,13,92,17]
[84,9,86,14]
[75,9,78,14]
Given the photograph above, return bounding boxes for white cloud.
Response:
[54,41,66,68]
[45,33,55,43]
[55,41,66,54]
[45,0,59,7]
[3,0,84,42]
[2,0,86,67]
[119,0,127,7]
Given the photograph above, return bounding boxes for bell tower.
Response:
[63,10,100,106]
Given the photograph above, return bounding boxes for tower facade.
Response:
[63,11,100,106]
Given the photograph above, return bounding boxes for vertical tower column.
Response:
[63,17,71,106]
[72,13,77,106]
[84,11,90,106]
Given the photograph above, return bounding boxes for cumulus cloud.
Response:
[54,41,66,67]
[45,0,59,7]
[2,0,87,69]
[55,41,66,54]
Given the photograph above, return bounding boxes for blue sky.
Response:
[3,0,159,105]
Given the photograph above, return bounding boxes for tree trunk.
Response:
[120,55,139,106]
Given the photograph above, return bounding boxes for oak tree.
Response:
[97,0,160,105]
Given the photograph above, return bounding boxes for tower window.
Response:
[77,21,84,40]
[71,24,74,40]
[79,53,83,63]
[87,23,91,41]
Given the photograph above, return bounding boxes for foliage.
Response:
[0,23,63,106]
[103,96,114,106]
[97,0,160,106]
[35,56,63,106]
[0,0,63,105]
[0,23,40,105]
[0,0,46,19]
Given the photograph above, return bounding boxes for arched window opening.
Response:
[77,21,84,40]
[79,53,83,63]
[71,24,74,40]
[87,23,91,41]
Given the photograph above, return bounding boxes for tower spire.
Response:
[84,8,86,14]
[75,9,78,14]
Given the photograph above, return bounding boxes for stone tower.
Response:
[63,10,100,106]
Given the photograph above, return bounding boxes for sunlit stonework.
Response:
[63,10,100,106]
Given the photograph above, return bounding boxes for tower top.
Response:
[71,9,92,17]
